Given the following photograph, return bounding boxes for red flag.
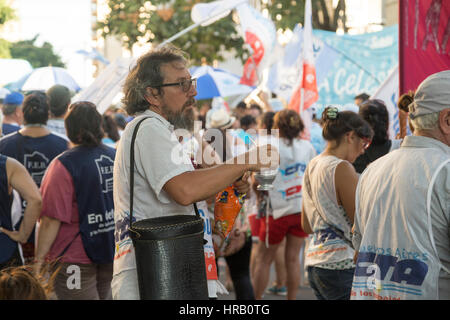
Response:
[236,3,277,86]
[288,0,318,113]
[240,31,265,86]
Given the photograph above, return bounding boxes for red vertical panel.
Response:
[399,0,450,95]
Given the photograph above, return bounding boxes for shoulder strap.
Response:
[56,231,81,259]
[128,117,199,230]
[129,117,150,229]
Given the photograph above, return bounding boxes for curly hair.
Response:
[321,106,373,143]
[122,44,189,116]
[65,101,104,147]
[23,91,49,125]
[273,109,304,145]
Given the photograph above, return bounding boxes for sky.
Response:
[4,0,95,88]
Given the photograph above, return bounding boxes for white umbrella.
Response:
[21,66,81,92]
[0,59,33,87]
[189,66,254,100]
[0,87,11,100]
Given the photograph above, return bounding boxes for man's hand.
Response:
[234,172,251,194]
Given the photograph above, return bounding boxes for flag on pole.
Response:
[235,3,277,86]
[288,0,318,113]
[191,0,248,27]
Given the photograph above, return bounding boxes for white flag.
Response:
[191,0,248,26]
[370,66,400,139]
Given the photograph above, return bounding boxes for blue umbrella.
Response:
[189,66,254,100]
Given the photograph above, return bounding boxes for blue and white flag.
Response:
[76,49,110,65]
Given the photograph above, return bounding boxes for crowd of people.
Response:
[0,45,448,301]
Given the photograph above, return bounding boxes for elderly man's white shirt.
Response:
[352,136,450,300]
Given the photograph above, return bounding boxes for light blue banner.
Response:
[268,25,399,116]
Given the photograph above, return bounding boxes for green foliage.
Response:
[265,0,347,32]
[98,0,347,65]
[0,0,14,58]
[0,0,15,25]
[0,38,10,58]
[98,0,247,65]
[267,0,304,31]
[9,35,65,68]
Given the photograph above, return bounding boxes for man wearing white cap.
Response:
[351,70,450,300]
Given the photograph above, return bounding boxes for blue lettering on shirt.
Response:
[355,252,428,286]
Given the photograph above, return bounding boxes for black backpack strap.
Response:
[129,117,150,230]
[128,117,199,231]
[56,231,81,259]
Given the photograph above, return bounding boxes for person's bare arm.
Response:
[164,145,278,206]
[334,161,359,224]
[34,216,61,263]
[301,203,313,234]
[0,158,42,243]
[164,163,251,206]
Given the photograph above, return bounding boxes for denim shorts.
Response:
[307,266,355,300]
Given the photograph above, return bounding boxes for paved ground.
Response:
[216,257,317,301]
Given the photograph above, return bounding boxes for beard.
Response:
[162,98,196,132]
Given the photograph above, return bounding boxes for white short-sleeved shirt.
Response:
[352,136,450,300]
[113,110,195,279]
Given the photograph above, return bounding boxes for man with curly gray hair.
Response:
[112,45,279,300]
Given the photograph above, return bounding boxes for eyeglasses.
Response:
[362,137,372,150]
[154,78,197,93]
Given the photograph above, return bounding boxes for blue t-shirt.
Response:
[0,132,68,244]
[2,123,20,136]
[0,154,15,264]
[0,132,68,187]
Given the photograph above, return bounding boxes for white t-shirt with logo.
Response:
[269,138,316,219]
[112,110,195,299]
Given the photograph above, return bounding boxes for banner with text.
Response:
[269,26,398,117]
